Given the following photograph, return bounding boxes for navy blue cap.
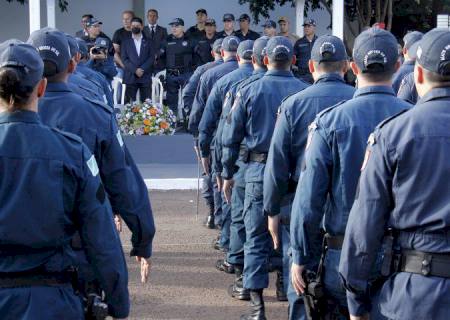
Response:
[408,41,421,60]
[262,20,276,29]
[222,36,240,52]
[353,27,398,74]
[196,8,207,15]
[266,36,293,61]
[65,34,79,57]
[94,37,109,49]
[223,13,235,22]
[75,38,88,57]
[253,36,270,61]
[27,29,71,74]
[212,38,223,53]
[237,40,254,60]
[169,18,184,26]
[86,18,102,27]
[205,18,216,26]
[239,14,251,22]
[2,39,24,46]
[0,41,43,87]
[416,29,450,76]
[311,35,348,63]
[403,31,424,50]
[303,18,316,27]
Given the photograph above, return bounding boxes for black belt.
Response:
[325,234,344,250]
[167,68,190,75]
[398,250,450,278]
[0,270,74,288]
[238,145,249,161]
[248,152,268,163]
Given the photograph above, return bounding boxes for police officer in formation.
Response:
[27,28,155,305]
[217,36,269,295]
[397,70,418,104]
[189,36,240,245]
[222,36,307,320]
[340,29,450,320]
[293,18,317,84]
[163,18,195,124]
[0,41,129,318]
[289,27,412,318]
[264,35,354,319]
[198,39,255,257]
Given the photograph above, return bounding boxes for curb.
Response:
[144,179,198,190]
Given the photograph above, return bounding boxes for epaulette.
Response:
[237,75,261,90]
[280,91,299,105]
[51,127,82,143]
[82,96,113,114]
[316,100,347,120]
[376,109,409,130]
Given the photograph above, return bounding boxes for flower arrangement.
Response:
[116,99,176,136]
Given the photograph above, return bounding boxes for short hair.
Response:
[359,70,395,82]
[423,67,450,85]
[82,14,93,20]
[43,61,66,83]
[131,17,143,25]
[269,58,292,70]
[122,10,135,17]
[313,60,347,74]
[147,9,158,16]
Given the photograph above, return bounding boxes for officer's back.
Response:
[0,41,128,319]
[339,29,450,320]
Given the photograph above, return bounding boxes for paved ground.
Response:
[120,191,288,320]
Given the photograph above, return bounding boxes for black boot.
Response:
[204,203,215,229]
[240,289,266,320]
[215,259,235,274]
[276,270,287,301]
[228,266,250,300]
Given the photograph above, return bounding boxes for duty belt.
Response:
[0,269,75,288]
[397,250,450,278]
[238,145,249,161]
[248,152,268,163]
[324,233,344,250]
[167,67,190,76]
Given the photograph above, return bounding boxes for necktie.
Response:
[151,27,155,39]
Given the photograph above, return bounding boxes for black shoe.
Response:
[211,238,228,252]
[276,271,287,301]
[227,274,250,301]
[204,214,215,229]
[240,289,266,320]
[215,259,235,274]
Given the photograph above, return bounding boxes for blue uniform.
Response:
[0,110,129,319]
[86,55,117,83]
[77,63,114,108]
[339,87,450,319]
[222,70,306,289]
[397,72,418,104]
[263,73,354,319]
[68,72,105,102]
[38,82,156,258]
[392,60,414,94]
[290,86,411,314]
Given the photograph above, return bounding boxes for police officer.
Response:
[289,28,411,319]
[186,8,208,39]
[216,36,269,299]
[189,36,240,243]
[194,18,219,67]
[264,35,354,319]
[339,29,450,320]
[293,18,317,84]
[236,14,260,41]
[218,14,237,38]
[28,29,155,283]
[86,36,117,84]
[397,71,418,103]
[182,38,224,228]
[262,20,277,38]
[392,31,423,93]
[164,18,195,125]
[0,41,129,319]
[222,36,306,320]
[199,40,255,258]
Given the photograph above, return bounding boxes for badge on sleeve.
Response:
[116,130,124,147]
[228,92,241,124]
[223,91,231,110]
[361,133,376,171]
[305,121,317,151]
[87,155,99,177]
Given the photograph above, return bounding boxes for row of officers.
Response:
[184,24,450,320]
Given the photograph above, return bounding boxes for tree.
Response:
[5,0,69,11]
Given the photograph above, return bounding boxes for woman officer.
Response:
[0,41,129,319]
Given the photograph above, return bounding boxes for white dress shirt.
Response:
[133,33,143,56]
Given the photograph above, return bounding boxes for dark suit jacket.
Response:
[121,36,155,85]
[143,25,168,71]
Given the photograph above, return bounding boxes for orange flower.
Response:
[144,127,150,134]
[159,121,169,129]
[132,107,140,113]
[143,119,151,126]
[149,108,157,116]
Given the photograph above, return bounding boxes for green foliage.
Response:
[5,0,69,11]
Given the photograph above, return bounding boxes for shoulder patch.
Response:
[376,109,409,130]
[86,154,100,177]
[316,100,347,120]
[305,121,318,151]
[51,127,82,143]
[82,96,113,114]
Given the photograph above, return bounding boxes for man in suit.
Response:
[121,17,155,103]
[143,8,168,74]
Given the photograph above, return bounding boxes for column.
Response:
[332,0,344,40]
[47,0,56,28]
[29,0,41,34]
[295,0,305,37]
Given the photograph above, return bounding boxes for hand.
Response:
[114,215,122,233]
[136,256,151,284]
[135,68,144,78]
[268,215,280,250]
[223,179,234,204]
[201,157,210,175]
[193,145,201,161]
[89,47,106,60]
[350,315,370,320]
[216,175,223,191]
[291,263,306,295]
